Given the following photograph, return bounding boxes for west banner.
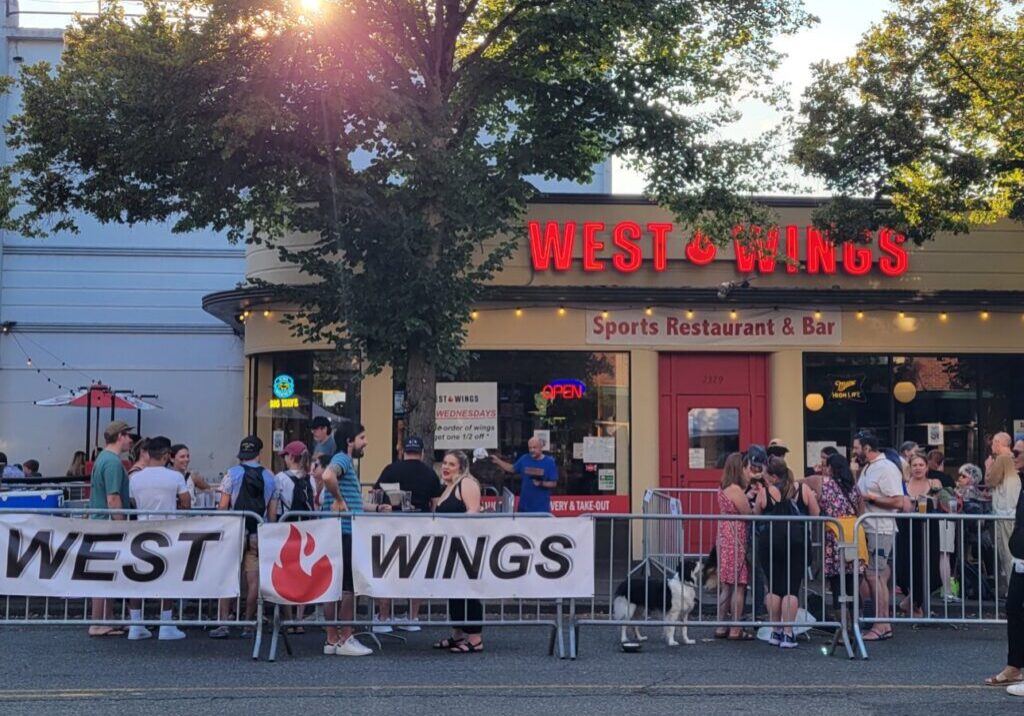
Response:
[351,515,594,599]
[258,521,345,605]
[0,513,243,599]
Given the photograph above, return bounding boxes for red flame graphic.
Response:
[271,525,334,603]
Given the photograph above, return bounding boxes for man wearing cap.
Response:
[310,416,337,459]
[370,436,443,632]
[127,436,190,641]
[491,436,558,513]
[86,420,134,637]
[767,438,789,460]
[210,435,278,639]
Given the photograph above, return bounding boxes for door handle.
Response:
[678,473,685,483]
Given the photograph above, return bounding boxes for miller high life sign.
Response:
[527,221,910,276]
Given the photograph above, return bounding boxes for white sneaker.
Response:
[397,619,422,632]
[159,625,187,640]
[371,617,394,634]
[323,641,338,655]
[127,626,153,641]
[333,636,373,656]
[942,593,961,603]
[1008,683,1024,697]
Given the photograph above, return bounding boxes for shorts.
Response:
[341,532,353,593]
[865,532,894,572]
[243,534,259,572]
[938,520,956,553]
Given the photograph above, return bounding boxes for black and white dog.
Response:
[612,558,704,647]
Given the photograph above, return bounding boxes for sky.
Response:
[613,0,894,194]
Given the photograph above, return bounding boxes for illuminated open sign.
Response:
[541,379,587,400]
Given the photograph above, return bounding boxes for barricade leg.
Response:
[252,598,264,660]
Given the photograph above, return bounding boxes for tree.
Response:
[792,0,1024,243]
[7,0,811,456]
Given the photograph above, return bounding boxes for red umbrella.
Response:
[35,384,162,457]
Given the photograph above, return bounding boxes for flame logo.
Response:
[271,525,334,603]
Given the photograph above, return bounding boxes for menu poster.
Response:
[533,430,551,451]
[435,382,498,449]
[688,448,706,470]
[582,436,615,464]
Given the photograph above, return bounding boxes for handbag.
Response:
[827,517,869,566]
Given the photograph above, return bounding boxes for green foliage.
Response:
[7,0,811,406]
[792,0,1024,243]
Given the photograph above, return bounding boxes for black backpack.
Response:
[233,464,268,534]
[768,485,808,550]
[286,471,315,516]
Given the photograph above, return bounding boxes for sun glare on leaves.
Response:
[298,0,322,15]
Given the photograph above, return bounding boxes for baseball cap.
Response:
[746,444,768,468]
[106,420,133,437]
[767,438,790,457]
[310,416,332,431]
[238,435,263,460]
[279,440,308,458]
[404,436,425,454]
[473,448,489,462]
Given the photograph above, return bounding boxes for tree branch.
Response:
[449,0,557,85]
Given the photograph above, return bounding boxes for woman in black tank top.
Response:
[431,451,484,653]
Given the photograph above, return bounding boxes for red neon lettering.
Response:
[842,240,873,276]
[785,225,800,274]
[611,221,643,273]
[528,221,575,271]
[878,228,909,276]
[733,225,779,273]
[542,384,584,400]
[647,223,671,271]
[582,222,606,272]
[685,230,716,265]
[806,227,837,274]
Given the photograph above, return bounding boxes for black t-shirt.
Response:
[375,460,443,512]
[928,468,955,490]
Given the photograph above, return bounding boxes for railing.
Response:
[571,512,855,660]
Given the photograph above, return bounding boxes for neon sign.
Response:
[541,379,587,400]
[273,374,295,399]
[527,221,909,277]
[269,397,299,409]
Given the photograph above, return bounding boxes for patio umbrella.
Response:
[35,384,162,456]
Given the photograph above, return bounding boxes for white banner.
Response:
[258,521,344,605]
[351,515,594,599]
[0,513,243,599]
[586,307,842,346]
[435,382,498,449]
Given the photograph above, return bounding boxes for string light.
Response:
[729,310,738,320]
[856,311,864,320]
[514,308,523,317]
[644,307,653,317]
[263,310,271,318]
[26,358,32,367]
[898,311,906,319]
[814,310,822,320]
[686,309,695,319]
[939,312,948,322]
[557,307,566,317]
[980,311,990,320]
[601,310,609,319]
[470,310,479,320]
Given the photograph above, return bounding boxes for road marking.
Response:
[0,684,1001,700]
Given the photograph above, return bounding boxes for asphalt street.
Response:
[1,622,1019,715]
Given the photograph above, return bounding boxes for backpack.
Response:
[233,464,268,534]
[286,471,315,516]
[768,484,808,550]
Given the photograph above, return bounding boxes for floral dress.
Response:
[819,477,862,577]
[716,489,749,585]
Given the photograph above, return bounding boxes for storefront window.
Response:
[406,351,630,497]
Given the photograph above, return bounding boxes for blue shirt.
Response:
[514,454,558,513]
[323,452,364,534]
[222,462,278,508]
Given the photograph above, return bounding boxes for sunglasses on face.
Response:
[1014,450,1022,458]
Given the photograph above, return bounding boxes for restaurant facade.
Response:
[203,196,1024,514]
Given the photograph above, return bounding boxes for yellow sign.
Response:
[269,398,299,409]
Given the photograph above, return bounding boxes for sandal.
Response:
[713,628,729,639]
[726,629,755,641]
[88,626,126,637]
[433,637,464,650]
[862,628,893,641]
[985,669,1023,686]
[450,640,483,653]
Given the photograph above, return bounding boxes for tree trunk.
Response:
[404,345,437,464]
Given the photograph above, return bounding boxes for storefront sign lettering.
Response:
[528,221,909,277]
[586,308,842,346]
[541,379,586,400]
[269,398,299,409]
[828,374,866,402]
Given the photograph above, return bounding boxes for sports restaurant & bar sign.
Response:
[527,221,910,276]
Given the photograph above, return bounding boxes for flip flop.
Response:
[727,629,755,641]
[862,629,893,641]
[88,626,126,637]
[713,628,729,639]
[985,671,1024,686]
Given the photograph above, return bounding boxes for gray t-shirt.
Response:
[312,434,337,458]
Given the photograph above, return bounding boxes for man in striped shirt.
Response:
[320,422,374,656]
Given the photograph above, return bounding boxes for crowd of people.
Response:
[714,429,1024,691]
[80,418,566,657]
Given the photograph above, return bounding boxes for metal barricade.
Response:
[639,488,719,575]
[852,511,1014,659]
[571,512,854,660]
[1,479,93,502]
[0,507,267,660]
[266,510,568,661]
